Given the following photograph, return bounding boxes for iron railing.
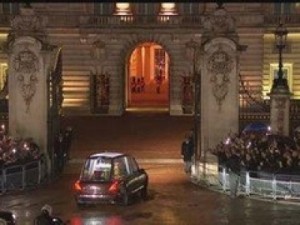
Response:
[0,157,47,193]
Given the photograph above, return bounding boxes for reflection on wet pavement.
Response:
[1,164,300,225]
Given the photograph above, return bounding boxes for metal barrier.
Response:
[218,166,300,201]
[0,157,47,193]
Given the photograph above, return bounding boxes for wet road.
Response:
[1,163,300,225]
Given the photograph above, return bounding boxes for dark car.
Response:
[0,211,16,225]
[74,152,148,206]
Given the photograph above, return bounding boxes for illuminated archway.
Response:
[126,42,170,109]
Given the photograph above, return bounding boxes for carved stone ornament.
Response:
[9,7,46,43]
[11,11,44,32]
[203,7,235,35]
[12,48,39,112]
[91,40,106,60]
[207,46,234,108]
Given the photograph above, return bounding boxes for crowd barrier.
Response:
[219,166,300,200]
[0,157,47,193]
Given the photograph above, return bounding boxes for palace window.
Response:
[182,3,199,15]
[269,63,293,93]
[134,3,157,15]
[0,3,19,14]
[295,3,300,13]
[274,3,291,15]
[94,3,113,15]
[0,63,7,92]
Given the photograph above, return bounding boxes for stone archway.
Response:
[125,41,170,110]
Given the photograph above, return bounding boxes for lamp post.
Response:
[186,39,201,161]
[272,22,288,91]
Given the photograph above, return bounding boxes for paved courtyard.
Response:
[62,111,194,161]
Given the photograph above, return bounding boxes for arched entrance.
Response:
[126,42,170,110]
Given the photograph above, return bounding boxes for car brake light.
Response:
[108,180,119,193]
[74,180,82,191]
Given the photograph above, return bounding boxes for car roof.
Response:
[88,152,126,159]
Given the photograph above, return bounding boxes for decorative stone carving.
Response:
[12,48,39,112]
[9,7,46,43]
[207,45,234,108]
[204,10,235,33]
[91,40,106,60]
[11,13,42,32]
[203,6,236,37]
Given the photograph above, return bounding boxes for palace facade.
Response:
[0,2,300,117]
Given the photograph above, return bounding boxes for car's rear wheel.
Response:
[122,189,130,206]
[140,185,148,201]
[119,184,131,206]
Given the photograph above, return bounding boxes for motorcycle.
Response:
[0,210,16,225]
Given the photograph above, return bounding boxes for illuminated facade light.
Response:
[160,3,177,15]
[115,3,132,15]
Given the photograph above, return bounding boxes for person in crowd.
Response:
[54,133,65,174]
[212,131,300,177]
[63,127,73,160]
[181,133,194,174]
[226,148,241,198]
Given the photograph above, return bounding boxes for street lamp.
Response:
[185,39,201,161]
[272,22,288,90]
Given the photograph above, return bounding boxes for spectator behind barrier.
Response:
[210,132,300,175]
[0,135,42,168]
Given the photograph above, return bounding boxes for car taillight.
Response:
[74,180,82,191]
[108,180,120,194]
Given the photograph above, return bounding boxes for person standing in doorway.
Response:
[181,133,194,174]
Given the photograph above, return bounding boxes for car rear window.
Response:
[80,157,112,181]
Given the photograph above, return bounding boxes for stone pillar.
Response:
[6,6,56,174]
[8,37,47,144]
[201,38,239,155]
[191,5,241,184]
[269,87,291,136]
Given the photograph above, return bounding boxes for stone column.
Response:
[201,38,239,155]
[6,6,56,175]
[269,87,291,136]
[192,5,241,184]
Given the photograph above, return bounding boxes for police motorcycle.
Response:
[34,205,69,225]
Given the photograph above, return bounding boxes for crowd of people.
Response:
[0,125,73,174]
[0,132,42,168]
[210,131,300,175]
